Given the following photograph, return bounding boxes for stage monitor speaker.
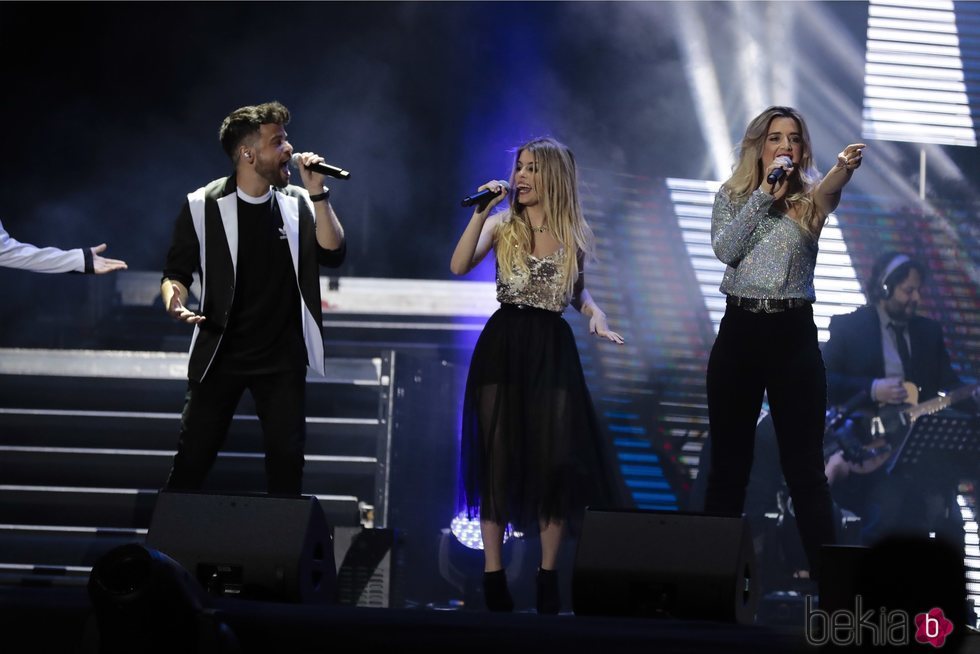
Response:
[820,538,966,649]
[572,508,758,624]
[334,526,397,607]
[145,490,337,604]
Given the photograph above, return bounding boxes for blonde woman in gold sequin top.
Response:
[451,137,623,613]
[703,106,864,579]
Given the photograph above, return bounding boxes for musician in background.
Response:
[822,251,979,547]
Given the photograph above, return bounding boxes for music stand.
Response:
[886,411,980,478]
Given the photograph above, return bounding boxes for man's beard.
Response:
[886,302,916,322]
[256,158,289,187]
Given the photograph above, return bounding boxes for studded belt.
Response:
[726,295,811,313]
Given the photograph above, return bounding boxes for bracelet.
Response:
[309,188,330,203]
[83,247,94,274]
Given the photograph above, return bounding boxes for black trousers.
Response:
[165,368,307,495]
[704,302,837,576]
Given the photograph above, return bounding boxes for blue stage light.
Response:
[449,511,521,550]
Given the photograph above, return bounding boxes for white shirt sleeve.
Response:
[0,218,85,273]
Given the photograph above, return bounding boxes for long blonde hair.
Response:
[723,106,823,238]
[493,137,595,299]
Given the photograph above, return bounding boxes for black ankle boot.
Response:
[536,568,560,615]
[483,569,514,612]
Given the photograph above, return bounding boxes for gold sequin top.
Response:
[496,248,569,313]
[711,187,819,301]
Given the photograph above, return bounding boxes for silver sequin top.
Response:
[496,248,568,313]
[712,187,818,301]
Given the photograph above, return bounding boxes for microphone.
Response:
[290,153,351,180]
[461,182,509,209]
[766,155,794,185]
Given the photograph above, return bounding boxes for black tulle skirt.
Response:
[458,303,611,533]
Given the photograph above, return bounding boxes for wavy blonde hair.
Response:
[723,106,824,238]
[493,137,595,299]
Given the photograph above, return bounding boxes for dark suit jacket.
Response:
[822,306,975,548]
[163,175,345,382]
[822,305,966,408]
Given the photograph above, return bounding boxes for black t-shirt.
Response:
[213,192,306,374]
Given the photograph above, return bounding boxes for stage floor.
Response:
[1,584,820,654]
[9,583,980,653]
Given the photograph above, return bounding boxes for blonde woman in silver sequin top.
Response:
[702,106,864,580]
[451,137,622,613]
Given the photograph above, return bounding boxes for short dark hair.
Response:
[218,101,291,162]
[866,251,927,301]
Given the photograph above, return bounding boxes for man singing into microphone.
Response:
[160,101,346,495]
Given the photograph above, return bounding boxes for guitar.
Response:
[874,381,979,438]
[827,382,978,466]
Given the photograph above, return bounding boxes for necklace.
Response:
[529,223,547,234]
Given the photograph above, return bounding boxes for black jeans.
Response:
[704,302,837,576]
[165,368,307,495]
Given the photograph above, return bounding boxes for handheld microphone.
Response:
[766,155,794,185]
[290,153,351,180]
[461,182,509,209]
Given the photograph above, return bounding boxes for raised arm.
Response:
[293,152,345,253]
[813,143,865,218]
[313,193,344,252]
[450,180,507,275]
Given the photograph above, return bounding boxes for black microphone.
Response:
[461,182,509,208]
[766,155,794,185]
[290,153,351,180]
